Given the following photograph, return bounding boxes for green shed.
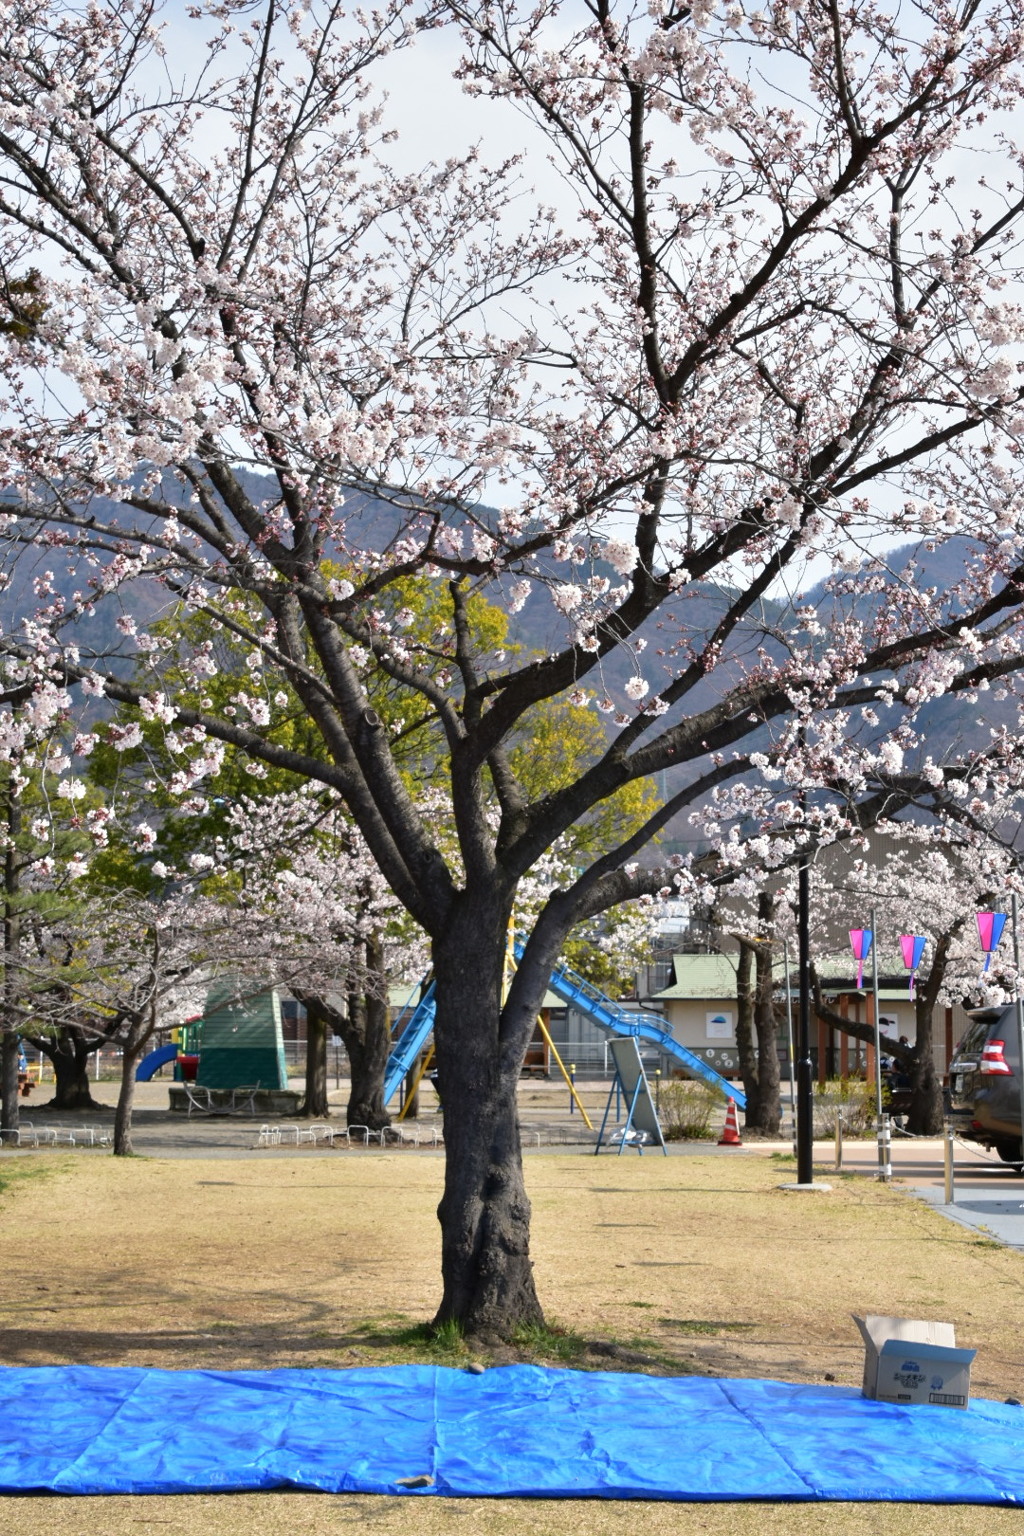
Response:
[196,983,289,1091]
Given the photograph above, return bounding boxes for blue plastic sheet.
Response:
[1,1364,1023,1501]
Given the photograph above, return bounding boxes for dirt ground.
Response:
[1,1147,1023,1534]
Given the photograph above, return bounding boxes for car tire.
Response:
[995,1137,1024,1168]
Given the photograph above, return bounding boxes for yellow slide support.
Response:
[396,1043,435,1123]
[535,1015,593,1130]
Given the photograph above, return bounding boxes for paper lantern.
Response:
[900,934,927,999]
[976,911,1008,974]
[849,928,873,991]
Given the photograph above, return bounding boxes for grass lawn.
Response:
[1,1147,1022,1534]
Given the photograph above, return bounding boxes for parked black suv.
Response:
[948,1005,1024,1165]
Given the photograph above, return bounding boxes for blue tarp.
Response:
[1,1364,1023,1501]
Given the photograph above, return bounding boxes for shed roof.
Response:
[811,960,919,1003]
[654,951,920,1006]
[654,953,739,1000]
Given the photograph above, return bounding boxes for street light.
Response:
[796,824,814,1185]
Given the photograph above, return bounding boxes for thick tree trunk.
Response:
[906,1041,943,1136]
[731,897,782,1134]
[734,942,760,1127]
[750,895,781,1134]
[907,992,943,1135]
[346,936,392,1128]
[297,970,391,1129]
[346,984,391,1129]
[431,896,543,1340]
[300,999,330,1119]
[0,1029,19,1142]
[30,1027,103,1110]
[903,930,955,1136]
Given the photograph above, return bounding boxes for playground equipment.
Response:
[384,976,595,1129]
[531,941,746,1108]
[383,980,436,1107]
[381,941,746,1110]
[190,984,289,1091]
[594,1037,667,1156]
[135,1042,178,1082]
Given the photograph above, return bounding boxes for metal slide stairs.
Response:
[382,948,745,1110]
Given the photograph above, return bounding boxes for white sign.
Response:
[706,1011,733,1040]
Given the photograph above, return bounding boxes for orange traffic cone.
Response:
[718,1098,743,1147]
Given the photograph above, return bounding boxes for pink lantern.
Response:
[849,928,873,991]
[900,934,927,999]
[976,911,1008,974]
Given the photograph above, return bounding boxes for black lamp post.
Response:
[796,723,814,1185]
[796,833,814,1184]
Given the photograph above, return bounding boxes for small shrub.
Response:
[511,1321,585,1364]
[813,1077,875,1137]
[429,1319,468,1360]
[658,1078,720,1141]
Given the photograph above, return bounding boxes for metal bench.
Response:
[185,1084,263,1117]
[183,1085,226,1117]
[227,1085,261,1116]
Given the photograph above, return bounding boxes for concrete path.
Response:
[794,1131,1024,1250]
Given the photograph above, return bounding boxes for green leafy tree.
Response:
[511,699,661,993]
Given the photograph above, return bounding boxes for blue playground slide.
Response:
[382,947,745,1110]
[135,1042,178,1082]
[382,981,436,1104]
[530,943,746,1109]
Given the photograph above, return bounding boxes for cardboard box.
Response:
[853,1314,976,1409]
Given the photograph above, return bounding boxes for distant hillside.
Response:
[0,479,1002,847]
[806,535,1015,760]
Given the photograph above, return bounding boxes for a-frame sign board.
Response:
[594,1036,668,1156]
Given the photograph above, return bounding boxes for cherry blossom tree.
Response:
[0,731,101,1130]
[218,788,428,1125]
[805,822,1024,1133]
[702,801,1024,1134]
[2,1,1024,1335]
[87,590,663,1118]
[7,889,223,1152]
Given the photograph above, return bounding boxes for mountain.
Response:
[0,480,1006,847]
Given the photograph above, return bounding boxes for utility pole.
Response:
[796,723,814,1186]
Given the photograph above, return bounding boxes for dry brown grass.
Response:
[4,1494,1024,1536]
[1,1147,1023,1535]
